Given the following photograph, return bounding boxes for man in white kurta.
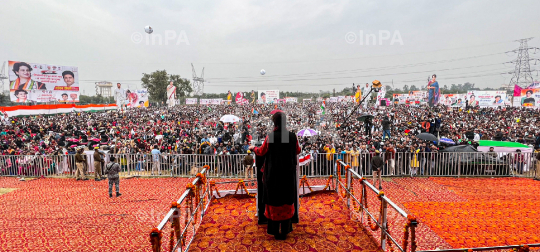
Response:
[114,83,126,111]
[362,82,371,108]
[167,81,176,107]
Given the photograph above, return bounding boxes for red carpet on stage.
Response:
[189,191,382,252]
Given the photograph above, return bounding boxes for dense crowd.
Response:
[1,101,540,178]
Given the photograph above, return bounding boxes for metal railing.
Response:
[417,244,540,252]
[1,151,538,179]
[336,160,418,252]
[150,167,210,252]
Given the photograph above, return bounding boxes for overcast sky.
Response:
[1,0,539,95]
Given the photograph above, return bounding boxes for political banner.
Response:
[185,98,198,105]
[235,92,249,105]
[200,99,211,105]
[285,97,297,103]
[258,90,279,104]
[212,98,223,105]
[466,91,509,107]
[376,86,386,104]
[440,94,466,107]
[392,91,427,105]
[126,89,149,108]
[328,97,338,103]
[8,61,79,103]
[392,94,408,104]
[519,88,540,107]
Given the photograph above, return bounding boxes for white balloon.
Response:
[260,69,266,75]
[144,26,153,34]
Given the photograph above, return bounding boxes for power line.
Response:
[207,52,506,81]
[205,65,507,85]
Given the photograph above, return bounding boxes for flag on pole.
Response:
[320,101,326,115]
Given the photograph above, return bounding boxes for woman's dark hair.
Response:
[272,112,286,130]
[432,74,437,78]
[14,90,28,96]
[12,62,32,76]
[526,90,533,95]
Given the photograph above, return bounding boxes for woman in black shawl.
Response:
[250,111,301,240]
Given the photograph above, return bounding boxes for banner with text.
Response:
[8,61,79,103]
[285,97,297,103]
[185,98,198,105]
[127,89,149,108]
[466,91,509,107]
[258,90,279,104]
[440,94,466,107]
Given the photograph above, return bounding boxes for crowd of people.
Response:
[1,99,540,179]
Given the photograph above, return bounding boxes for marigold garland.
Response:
[194,173,207,224]
[323,175,333,190]
[233,179,254,197]
[299,175,313,193]
[209,180,221,197]
[170,203,181,246]
[149,228,163,252]
[182,183,195,246]
[511,245,530,252]
[402,215,418,252]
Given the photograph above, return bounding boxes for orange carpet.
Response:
[0,177,191,252]
[189,191,382,252]
[360,177,540,249]
[403,177,540,247]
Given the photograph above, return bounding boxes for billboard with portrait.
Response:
[392,91,427,105]
[466,91,509,107]
[519,89,540,107]
[258,90,279,104]
[126,89,149,108]
[8,61,79,102]
[439,94,466,107]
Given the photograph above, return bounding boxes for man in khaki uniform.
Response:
[93,147,104,181]
[243,150,254,183]
[75,148,88,180]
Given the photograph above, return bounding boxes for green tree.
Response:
[141,70,192,102]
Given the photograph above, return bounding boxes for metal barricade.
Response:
[336,160,418,252]
[1,151,538,179]
[150,168,210,252]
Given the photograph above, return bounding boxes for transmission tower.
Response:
[507,37,539,88]
[191,63,205,95]
[0,62,7,94]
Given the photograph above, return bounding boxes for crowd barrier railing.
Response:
[0,151,538,179]
[150,167,210,252]
[416,244,540,252]
[336,160,418,252]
